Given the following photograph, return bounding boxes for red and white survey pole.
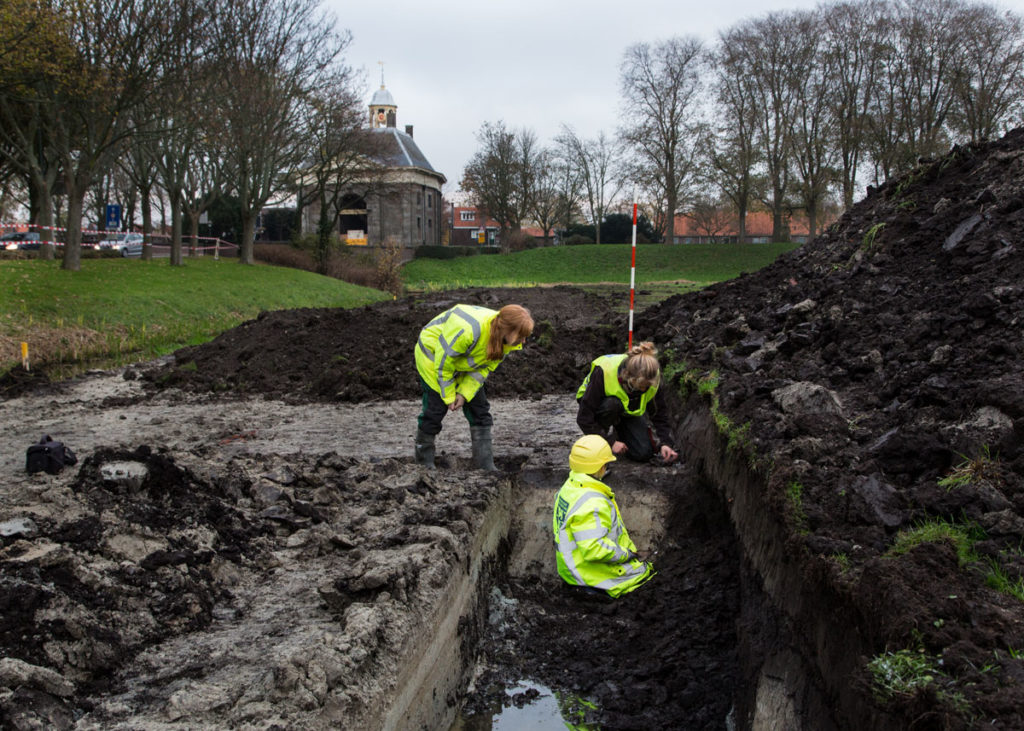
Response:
[628,195,638,348]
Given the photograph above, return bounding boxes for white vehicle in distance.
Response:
[97,232,143,251]
[121,239,145,257]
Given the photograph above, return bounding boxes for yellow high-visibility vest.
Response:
[414,304,522,405]
[552,470,653,598]
[576,353,658,416]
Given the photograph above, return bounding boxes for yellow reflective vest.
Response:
[414,304,523,406]
[552,470,653,598]
[576,353,658,416]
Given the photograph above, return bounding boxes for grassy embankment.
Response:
[402,242,799,310]
[0,257,390,377]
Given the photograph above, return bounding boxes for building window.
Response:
[427,194,432,209]
[460,211,475,221]
[417,216,421,233]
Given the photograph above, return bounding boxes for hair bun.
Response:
[628,341,657,357]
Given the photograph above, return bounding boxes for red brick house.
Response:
[673,210,825,244]
[450,206,500,246]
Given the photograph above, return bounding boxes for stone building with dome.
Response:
[300,82,446,250]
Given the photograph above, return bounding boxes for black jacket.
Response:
[576,365,675,448]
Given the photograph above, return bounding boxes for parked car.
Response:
[1,231,41,250]
[97,232,143,251]
[121,240,144,257]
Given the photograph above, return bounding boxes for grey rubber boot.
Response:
[414,429,436,470]
[470,425,497,471]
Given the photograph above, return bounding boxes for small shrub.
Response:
[374,238,403,296]
[254,243,312,270]
[938,446,1000,492]
[413,245,493,260]
[563,233,594,246]
[502,230,538,252]
[985,558,1024,602]
[868,649,939,700]
[861,223,886,252]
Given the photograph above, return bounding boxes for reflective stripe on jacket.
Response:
[576,353,658,417]
[552,470,653,598]
[414,304,522,405]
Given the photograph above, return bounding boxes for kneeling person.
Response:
[552,435,654,598]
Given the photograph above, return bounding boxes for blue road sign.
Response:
[106,204,122,230]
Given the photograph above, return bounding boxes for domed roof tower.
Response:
[369,66,397,129]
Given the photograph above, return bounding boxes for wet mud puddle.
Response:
[452,679,594,730]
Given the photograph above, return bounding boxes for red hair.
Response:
[487,305,534,360]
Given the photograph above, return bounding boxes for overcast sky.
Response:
[326,0,1024,196]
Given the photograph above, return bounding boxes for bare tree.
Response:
[296,67,385,274]
[869,0,964,180]
[0,0,72,258]
[529,149,561,243]
[461,121,540,239]
[787,9,837,239]
[951,3,1024,142]
[619,36,705,243]
[685,194,736,240]
[557,127,622,245]
[44,0,189,270]
[723,13,805,242]
[707,40,763,244]
[211,0,349,265]
[551,151,582,238]
[821,0,887,209]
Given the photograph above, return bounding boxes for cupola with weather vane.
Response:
[369,62,397,129]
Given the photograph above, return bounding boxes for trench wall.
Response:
[377,475,515,731]
[677,396,901,731]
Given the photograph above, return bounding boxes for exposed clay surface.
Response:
[4,129,1024,730]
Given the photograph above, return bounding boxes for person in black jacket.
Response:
[576,341,679,465]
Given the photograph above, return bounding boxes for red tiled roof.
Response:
[452,206,500,229]
[674,210,815,237]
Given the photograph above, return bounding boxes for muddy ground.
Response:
[3,128,1024,730]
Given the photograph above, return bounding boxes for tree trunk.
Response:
[170,195,183,267]
[61,190,83,271]
[316,187,333,275]
[772,207,786,243]
[240,214,256,264]
[189,216,201,258]
[34,177,57,260]
[141,184,153,261]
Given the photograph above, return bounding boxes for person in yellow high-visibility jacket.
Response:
[552,435,654,598]
[414,303,533,470]
[576,341,679,465]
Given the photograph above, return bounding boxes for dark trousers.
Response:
[597,397,655,462]
[418,377,493,435]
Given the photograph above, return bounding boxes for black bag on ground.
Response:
[26,435,77,475]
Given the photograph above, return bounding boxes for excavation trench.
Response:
[1,386,847,730]
[397,405,849,730]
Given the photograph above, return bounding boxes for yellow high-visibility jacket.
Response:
[552,470,653,598]
[576,353,658,416]
[414,305,522,405]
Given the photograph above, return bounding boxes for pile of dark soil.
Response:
[146,286,626,403]
[635,129,1024,727]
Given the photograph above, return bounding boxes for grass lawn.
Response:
[401,242,800,291]
[0,256,390,376]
